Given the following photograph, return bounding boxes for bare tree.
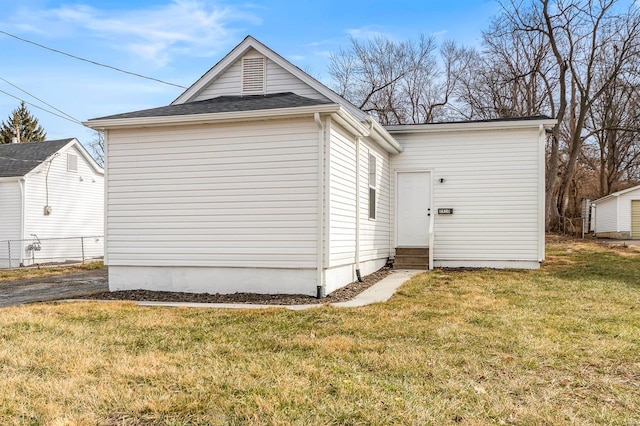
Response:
[583,76,640,196]
[90,130,105,166]
[460,0,640,228]
[328,35,466,124]
[328,1,640,230]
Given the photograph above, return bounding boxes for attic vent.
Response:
[67,154,78,172]
[242,57,265,93]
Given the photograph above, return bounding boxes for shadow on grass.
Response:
[544,243,640,289]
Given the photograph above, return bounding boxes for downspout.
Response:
[314,112,326,298]
[355,137,363,282]
[103,130,109,265]
[19,178,26,267]
[538,124,545,263]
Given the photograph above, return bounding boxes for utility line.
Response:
[0,77,82,124]
[0,89,84,125]
[0,29,187,89]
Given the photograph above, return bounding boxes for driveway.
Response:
[0,268,108,308]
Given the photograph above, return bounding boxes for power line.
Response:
[0,29,187,89]
[0,77,82,124]
[0,89,84,125]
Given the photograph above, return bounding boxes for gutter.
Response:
[385,118,557,134]
[366,117,404,154]
[84,104,342,130]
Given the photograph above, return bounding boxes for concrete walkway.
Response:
[110,269,424,310]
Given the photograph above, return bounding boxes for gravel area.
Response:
[76,267,392,305]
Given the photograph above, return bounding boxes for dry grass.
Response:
[0,239,639,424]
[0,261,103,283]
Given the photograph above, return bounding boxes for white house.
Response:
[0,139,104,268]
[591,185,640,239]
[85,36,555,297]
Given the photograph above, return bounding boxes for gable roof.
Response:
[93,92,334,120]
[0,139,103,178]
[593,184,640,204]
[85,36,402,154]
[0,139,73,178]
[172,35,366,120]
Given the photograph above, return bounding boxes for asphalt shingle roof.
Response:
[92,92,335,121]
[0,139,73,178]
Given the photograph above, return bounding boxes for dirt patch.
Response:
[76,267,392,305]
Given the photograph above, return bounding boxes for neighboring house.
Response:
[0,139,104,268]
[85,36,555,296]
[590,185,640,239]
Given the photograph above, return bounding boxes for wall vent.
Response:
[67,153,78,172]
[242,57,265,93]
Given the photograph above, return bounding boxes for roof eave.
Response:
[385,118,557,134]
[367,117,403,154]
[84,104,342,130]
[593,183,640,204]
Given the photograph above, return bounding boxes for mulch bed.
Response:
[76,267,392,305]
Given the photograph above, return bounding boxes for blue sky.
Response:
[0,0,500,149]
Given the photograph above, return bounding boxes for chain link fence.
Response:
[0,236,103,269]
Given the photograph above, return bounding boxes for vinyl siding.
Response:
[328,123,357,267]
[0,180,22,267]
[594,188,640,235]
[390,127,542,263]
[106,118,319,268]
[327,122,392,269]
[193,49,330,101]
[360,139,391,261]
[594,198,619,233]
[23,144,104,263]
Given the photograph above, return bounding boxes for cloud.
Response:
[345,26,393,40]
[431,30,448,38]
[5,1,262,66]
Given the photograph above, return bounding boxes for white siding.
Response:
[594,188,640,236]
[360,139,392,262]
[193,49,329,101]
[326,121,392,292]
[328,124,356,267]
[619,196,632,233]
[106,118,319,269]
[594,197,619,233]
[390,127,542,266]
[23,144,104,264]
[0,180,22,268]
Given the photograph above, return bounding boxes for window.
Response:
[67,154,78,172]
[368,153,377,220]
[242,57,265,93]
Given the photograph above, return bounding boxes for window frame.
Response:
[368,153,377,220]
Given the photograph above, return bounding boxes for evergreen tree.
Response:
[0,101,46,144]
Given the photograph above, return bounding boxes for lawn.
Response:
[0,261,103,283]
[0,238,638,425]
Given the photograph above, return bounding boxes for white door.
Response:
[397,171,431,246]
